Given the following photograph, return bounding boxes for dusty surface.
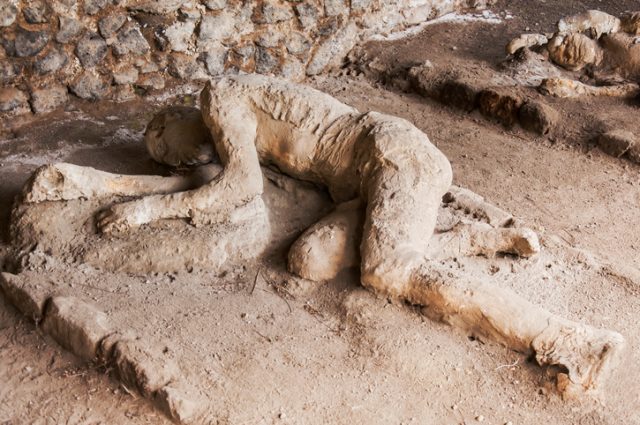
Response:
[1,1,640,424]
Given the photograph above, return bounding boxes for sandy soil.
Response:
[1,1,640,424]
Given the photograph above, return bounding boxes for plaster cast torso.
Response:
[204,75,373,202]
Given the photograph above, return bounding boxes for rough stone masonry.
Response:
[0,0,493,116]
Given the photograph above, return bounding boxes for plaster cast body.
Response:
[22,75,623,397]
[507,10,640,97]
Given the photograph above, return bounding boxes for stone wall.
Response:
[0,0,491,116]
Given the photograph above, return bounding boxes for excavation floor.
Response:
[1,1,640,424]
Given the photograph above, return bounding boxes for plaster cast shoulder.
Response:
[557,10,621,38]
[209,75,357,132]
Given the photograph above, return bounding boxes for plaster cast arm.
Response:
[96,105,262,233]
[21,162,214,203]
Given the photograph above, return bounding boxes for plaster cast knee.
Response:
[288,200,363,281]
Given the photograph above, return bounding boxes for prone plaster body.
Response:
[21,75,624,397]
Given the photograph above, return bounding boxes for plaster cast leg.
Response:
[409,262,624,396]
[288,202,540,281]
[354,121,623,396]
[357,117,452,297]
[288,199,363,281]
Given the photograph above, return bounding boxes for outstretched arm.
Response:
[97,100,263,234]
[21,163,222,204]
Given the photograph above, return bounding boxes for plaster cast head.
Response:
[547,32,603,71]
[144,106,215,167]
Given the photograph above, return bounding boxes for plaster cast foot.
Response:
[532,321,625,397]
[444,186,515,227]
[428,223,540,260]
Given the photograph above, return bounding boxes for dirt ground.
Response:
[1,1,640,424]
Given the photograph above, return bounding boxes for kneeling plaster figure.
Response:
[21,75,624,397]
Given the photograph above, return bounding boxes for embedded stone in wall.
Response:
[71,71,110,100]
[127,0,189,14]
[35,48,69,75]
[403,5,434,26]
[180,4,200,20]
[294,3,320,31]
[324,0,348,17]
[99,13,128,39]
[137,73,165,90]
[113,66,139,85]
[256,30,282,49]
[15,27,50,57]
[203,0,226,11]
[351,0,372,11]
[229,43,255,71]
[85,0,108,15]
[317,16,341,37]
[255,46,280,74]
[201,47,227,75]
[0,0,18,27]
[114,85,136,102]
[260,0,294,24]
[168,53,208,80]
[198,12,235,49]
[281,56,305,81]
[75,32,108,67]
[135,56,162,73]
[285,32,311,56]
[113,22,150,56]
[0,62,19,83]
[57,16,83,44]
[0,87,29,114]
[23,0,49,24]
[30,85,70,113]
[50,0,78,15]
[165,20,195,52]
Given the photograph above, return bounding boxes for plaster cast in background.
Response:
[506,10,640,97]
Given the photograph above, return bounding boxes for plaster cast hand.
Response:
[96,200,151,234]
